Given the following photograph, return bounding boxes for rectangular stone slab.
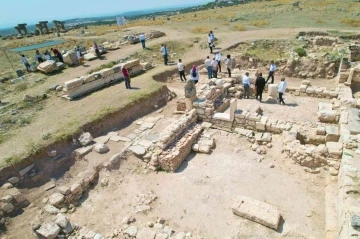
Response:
[232,196,281,230]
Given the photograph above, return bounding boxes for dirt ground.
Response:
[235,95,332,123]
[67,135,325,239]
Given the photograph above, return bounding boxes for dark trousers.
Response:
[124,77,131,89]
[209,43,213,53]
[163,54,168,65]
[243,84,250,99]
[179,71,186,81]
[141,40,145,49]
[227,68,231,77]
[212,70,217,78]
[193,80,198,84]
[57,53,64,63]
[24,63,31,72]
[37,58,43,64]
[218,60,221,72]
[266,71,274,84]
[256,88,264,101]
[279,92,285,104]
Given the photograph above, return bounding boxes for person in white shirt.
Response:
[242,72,251,99]
[278,78,287,105]
[139,33,146,49]
[211,57,218,78]
[160,44,168,65]
[204,56,212,79]
[177,59,187,82]
[225,54,232,77]
[20,54,31,72]
[266,61,277,84]
[44,52,51,60]
[215,52,222,72]
[189,65,199,84]
[208,36,213,54]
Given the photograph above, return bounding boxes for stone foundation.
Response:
[157,124,203,172]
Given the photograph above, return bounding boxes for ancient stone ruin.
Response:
[0,32,360,239]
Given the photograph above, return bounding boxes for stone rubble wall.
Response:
[0,186,27,226]
[45,169,98,210]
[62,59,147,99]
[336,81,360,238]
[156,109,197,150]
[157,124,203,172]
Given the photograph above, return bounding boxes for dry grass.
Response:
[232,24,246,31]
[340,18,360,27]
[251,20,269,27]
[191,26,211,34]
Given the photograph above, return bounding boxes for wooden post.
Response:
[4,50,15,71]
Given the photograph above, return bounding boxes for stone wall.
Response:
[156,109,197,150]
[62,59,147,99]
[157,124,203,172]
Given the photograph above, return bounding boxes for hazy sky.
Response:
[0,0,208,28]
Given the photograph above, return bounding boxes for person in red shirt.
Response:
[121,65,131,89]
[50,48,64,63]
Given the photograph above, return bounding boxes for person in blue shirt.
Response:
[160,44,168,65]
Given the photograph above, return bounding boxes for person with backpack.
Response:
[189,65,199,84]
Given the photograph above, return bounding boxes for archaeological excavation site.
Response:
[0,32,360,239]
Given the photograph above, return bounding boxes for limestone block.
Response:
[37,60,57,73]
[256,122,266,131]
[316,126,326,135]
[325,125,340,142]
[84,53,97,61]
[49,193,65,207]
[36,222,61,239]
[83,74,96,84]
[63,51,78,66]
[64,78,83,91]
[326,142,343,159]
[99,68,114,77]
[78,132,93,146]
[123,59,140,69]
[268,84,278,98]
[300,85,307,93]
[306,87,315,94]
[318,110,337,123]
[57,186,70,196]
[232,196,281,230]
